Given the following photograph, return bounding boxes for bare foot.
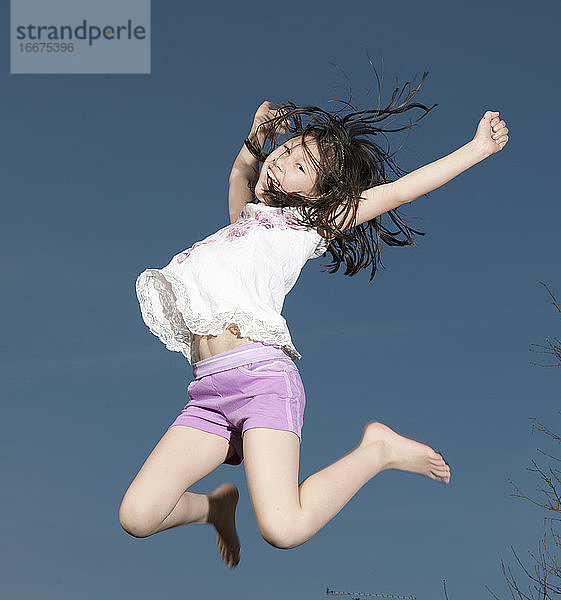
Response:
[208,483,240,568]
[360,421,451,484]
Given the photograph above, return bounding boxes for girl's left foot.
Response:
[360,421,451,484]
[208,483,240,568]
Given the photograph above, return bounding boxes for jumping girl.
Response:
[119,69,509,568]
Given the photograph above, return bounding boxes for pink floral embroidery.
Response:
[224,205,301,241]
[176,204,302,264]
[175,238,214,264]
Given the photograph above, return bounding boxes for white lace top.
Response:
[135,201,330,364]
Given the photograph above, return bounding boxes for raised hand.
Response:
[472,110,509,157]
[249,100,292,147]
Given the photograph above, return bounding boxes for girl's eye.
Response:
[284,145,290,154]
[298,164,304,172]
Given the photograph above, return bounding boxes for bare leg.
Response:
[153,483,240,568]
[118,425,240,568]
[243,421,450,550]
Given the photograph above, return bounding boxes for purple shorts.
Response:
[168,342,306,465]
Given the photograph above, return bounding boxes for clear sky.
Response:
[2,1,560,599]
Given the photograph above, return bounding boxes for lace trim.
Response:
[135,269,302,364]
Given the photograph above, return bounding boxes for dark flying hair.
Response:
[244,55,438,282]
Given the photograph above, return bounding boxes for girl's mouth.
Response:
[266,168,280,189]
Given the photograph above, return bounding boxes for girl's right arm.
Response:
[228,101,290,224]
[228,143,259,224]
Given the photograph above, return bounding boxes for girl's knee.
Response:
[256,514,304,550]
[118,499,158,538]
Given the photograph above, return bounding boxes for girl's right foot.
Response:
[360,421,451,484]
[208,483,240,568]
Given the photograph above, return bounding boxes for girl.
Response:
[119,71,509,568]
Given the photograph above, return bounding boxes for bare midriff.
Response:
[192,323,261,362]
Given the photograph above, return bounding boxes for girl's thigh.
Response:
[243,428,302,521]
[121,426,234,511]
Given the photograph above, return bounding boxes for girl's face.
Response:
[255,136,321,203]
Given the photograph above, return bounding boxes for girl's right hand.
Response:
[249,101,292,146]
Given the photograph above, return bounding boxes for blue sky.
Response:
[2,1,560,599]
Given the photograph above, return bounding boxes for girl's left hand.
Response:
[472,110,509,156]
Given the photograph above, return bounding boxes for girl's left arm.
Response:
[347,110,509,230]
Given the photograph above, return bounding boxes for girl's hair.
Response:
[244,60,437,282]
